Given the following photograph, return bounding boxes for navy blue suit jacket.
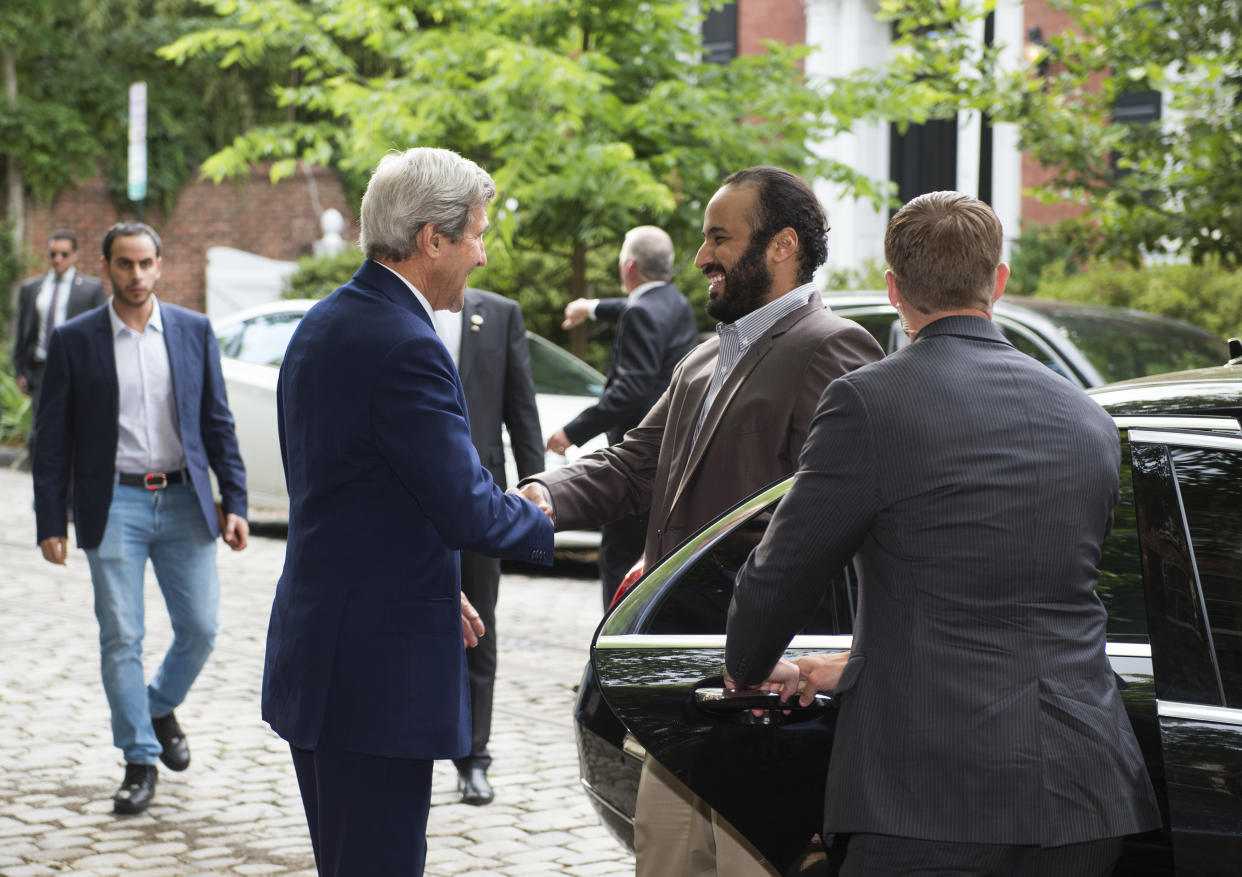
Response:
[261,260,554,759]
[33,301,248,549]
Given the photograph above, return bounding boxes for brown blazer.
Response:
[530,297,883,565]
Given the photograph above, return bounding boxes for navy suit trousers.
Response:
[291,745,433,876]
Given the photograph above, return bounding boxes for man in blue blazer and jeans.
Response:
[34,221,250,816]
[262,147,555,875]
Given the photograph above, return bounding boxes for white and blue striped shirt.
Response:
[692,282,818,443]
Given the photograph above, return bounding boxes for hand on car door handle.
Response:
[693,687,834,725]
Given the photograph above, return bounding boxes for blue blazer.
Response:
[261,260,554,759]
[33,301,248,549]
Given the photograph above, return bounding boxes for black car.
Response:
[574,363,1242,876]
[823,293,1227,387]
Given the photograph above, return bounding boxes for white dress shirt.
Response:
[35,267,76,361]
[433,309,463,368]
[109,297,188,474]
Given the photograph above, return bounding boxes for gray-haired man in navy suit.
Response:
[726,192,1160,875]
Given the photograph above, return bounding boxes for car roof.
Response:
[1089,363,1242,420]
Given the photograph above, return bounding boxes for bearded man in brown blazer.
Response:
[518,166,883,877]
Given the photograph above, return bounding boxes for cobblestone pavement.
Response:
[0,465,634,876]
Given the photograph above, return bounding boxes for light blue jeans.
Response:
[85,479,219,765]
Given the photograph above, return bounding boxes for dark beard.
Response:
[705,235,772,324]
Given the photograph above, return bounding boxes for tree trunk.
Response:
[569,242,588,359]
[3,49,23,249]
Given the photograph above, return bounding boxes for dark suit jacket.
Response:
[33,302,248,549]
[726,315,1161,845]
[261,261,555,759]
[563,284,699,446]
[530,297,883,566]
[13,271,107,385]
[459,288,543,485]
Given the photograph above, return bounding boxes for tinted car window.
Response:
[1044,310,1225,384]
[644,496,857,636]
[1131,442,1221,705]
[1171,445,1242,707]
[997,324,1077,383]
[1100,435,1148,641]
[528,333,604,397]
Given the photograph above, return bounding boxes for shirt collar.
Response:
[375,261,435,322]
[108,296,164,336]
[51,266,76,286]
[716,281,818,347]
[628,280,662,304]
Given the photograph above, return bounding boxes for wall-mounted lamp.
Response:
[1023,26,1051,77]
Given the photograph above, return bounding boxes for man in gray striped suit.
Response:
[725,191,1160,875]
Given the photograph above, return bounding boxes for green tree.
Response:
[0,0,289,223]
[832,0,1242,268]
[160,0,893,352]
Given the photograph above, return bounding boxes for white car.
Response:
[213,299,608,547]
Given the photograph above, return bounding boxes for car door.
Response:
[591,480,854,875]
[1129,427,1242,875]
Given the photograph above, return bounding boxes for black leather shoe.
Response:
[151,712,190,771]
[457,765,494,806]
[113,763,157,814]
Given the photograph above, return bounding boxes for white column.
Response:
[805,0,891,282]
[991,0,1026,259]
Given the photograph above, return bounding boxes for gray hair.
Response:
[621,226,674,281]
[360,148,497,262]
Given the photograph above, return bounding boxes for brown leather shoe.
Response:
[113,763,157,814]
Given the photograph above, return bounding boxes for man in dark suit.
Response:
[262,147,555,876]
[34,221,250,816]
[519,167,883,877]
[725,191,1161,875]
[433,286,544,805]
[13,231,107,454]
[547,226,699,608]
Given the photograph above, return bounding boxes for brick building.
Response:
[19,164,354,314]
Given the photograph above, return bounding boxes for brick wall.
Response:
[1020,0,1081,229]
[738,0,806,56]
[22,164,356,313]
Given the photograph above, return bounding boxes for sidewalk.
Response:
[0,464,633,876]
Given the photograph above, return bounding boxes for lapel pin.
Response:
[471,314,484,325]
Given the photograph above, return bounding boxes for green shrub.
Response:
[282,246,363,301]
[1007,224,1088,298]
[1033,258,1242,341]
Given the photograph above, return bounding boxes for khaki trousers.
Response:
[634,757,781,877]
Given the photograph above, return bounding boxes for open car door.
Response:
[590,478,857,875]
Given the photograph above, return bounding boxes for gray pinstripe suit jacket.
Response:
[726,315,1161,845]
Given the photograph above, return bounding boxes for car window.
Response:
[997,323,1079,384]
[233,313,302,367]
[527,333,605,397]
[1042,310,1226,384]
[216,323,245,360]
[1130,441,1221,705]
[1100,435,1148,642]
[643,496,857,636]
[1170,444,1242,708]
[837,309,906,353]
